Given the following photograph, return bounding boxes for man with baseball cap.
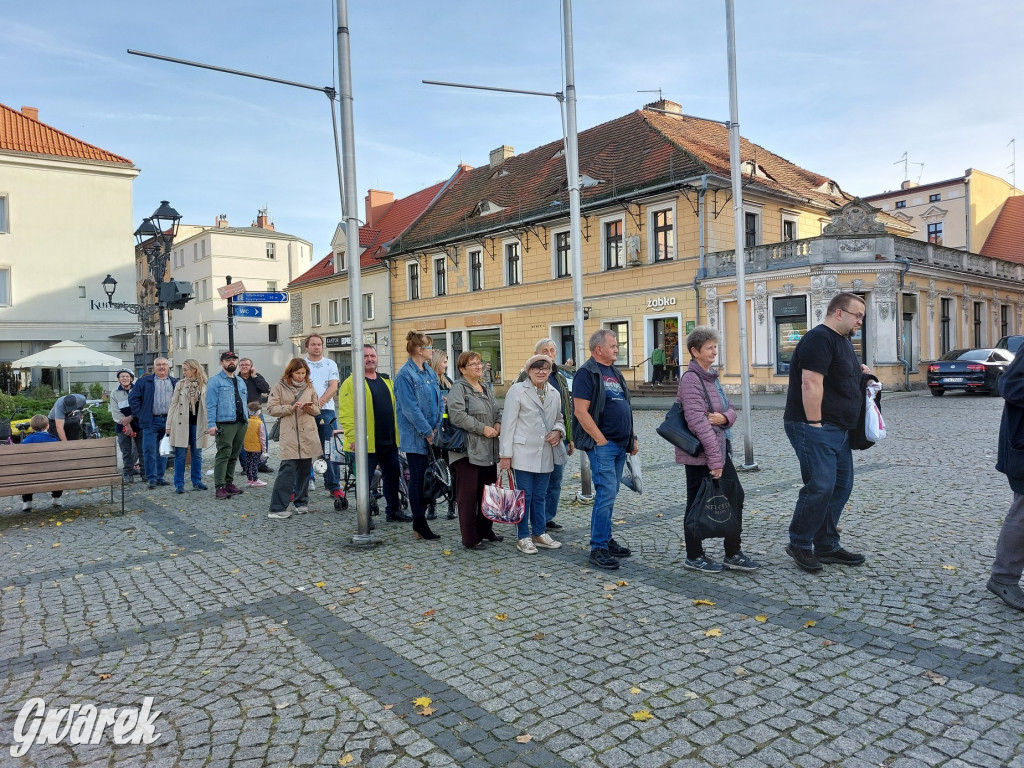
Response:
[206,351,250,500]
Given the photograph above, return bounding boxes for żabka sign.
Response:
[10,697,162,757]
[646,296,677,311]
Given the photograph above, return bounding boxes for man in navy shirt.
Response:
[783,292,871,573]
[572,329,638,570]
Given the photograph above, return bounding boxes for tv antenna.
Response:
[894,152,924,183]
[638,88,663,102]
[1009,138,1017,191]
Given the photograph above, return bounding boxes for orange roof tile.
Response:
[0,103,133,165]
[980,196,1024,263]
[395,106,852,252]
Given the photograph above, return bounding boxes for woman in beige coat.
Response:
[266,358,321,519]
[166,359,209,494]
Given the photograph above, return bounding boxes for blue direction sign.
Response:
[232,305,263,318]
[234,292,288,304]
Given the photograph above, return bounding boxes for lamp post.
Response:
[132,201,182,360]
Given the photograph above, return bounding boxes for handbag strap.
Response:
[496,467,515,490]
[682,370,714,413]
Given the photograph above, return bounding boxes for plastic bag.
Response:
[158,435,173,457]
[621,452,643,494]
[865,381,886,442]
[481,468,525,524]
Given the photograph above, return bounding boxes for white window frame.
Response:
[269,324,280,344]
[195,324,201,346]
[603,318,631,367]
[192,243,198,261]
[406,261,421,300]
[551,227,571,278]
[781,210,799,242]
[335,250,346,272]
[267,280,277,292]
[328,298,340,325]
[433,255,448,297]
[648,203,676,263]
[0,194,9,233]
[266,242,276,260]
[502,237,522,286]
[600,214,626,271]
[363,293,374,320]
[468,248,484,291]
[341,297,351,323]
[742,203,763,248]
[0,265,10,306]
[200,240,207,259]
[310,302,322,327]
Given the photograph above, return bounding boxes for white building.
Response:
[168,210,312,378]
[0,103,140,392]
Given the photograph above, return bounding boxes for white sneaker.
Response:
[516,537,538,554]
[294,506,308,515]
[21,501,31,512]
[532,533,561,549]
[51,497,62,507]
[267,509,292,519]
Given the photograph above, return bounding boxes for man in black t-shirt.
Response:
[783,292,871,573]
[338,345,408,522]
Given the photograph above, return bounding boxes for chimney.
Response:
[252,208,275,230]
[215,214,229,228]
[489,145,514,169]
[901,180,919,190]
[364,189,395,228]
[645,99,682,115]
[21,106,39,121]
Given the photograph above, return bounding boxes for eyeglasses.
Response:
[420,346,433,351]
[465,361,484,368]
[842,308,865,321]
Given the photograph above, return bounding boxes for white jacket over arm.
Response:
[498,381,565,473]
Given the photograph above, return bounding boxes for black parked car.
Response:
[927,348,1014,396]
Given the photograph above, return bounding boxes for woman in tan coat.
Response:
[166,359,209,494]
[266,358,321,519]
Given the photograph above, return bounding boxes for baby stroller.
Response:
[328,434,410,514]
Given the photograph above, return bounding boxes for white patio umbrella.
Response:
[13,340,124,393]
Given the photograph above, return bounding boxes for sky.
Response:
[3,1,1022,261]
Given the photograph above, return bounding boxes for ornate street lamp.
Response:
[130,201,182,360]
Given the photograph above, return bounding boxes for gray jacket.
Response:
[447,378,502,467]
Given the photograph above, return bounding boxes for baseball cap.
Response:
[220,350,239,361]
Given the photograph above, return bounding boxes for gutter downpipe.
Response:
[693,174,708,321]
[895,256,911,391]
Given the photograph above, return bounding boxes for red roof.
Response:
[395,105,852,252]
[290,177,454,287]
[980,196,1024,263]
[0,103,133,165]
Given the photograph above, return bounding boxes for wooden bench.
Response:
[0,437,124,515]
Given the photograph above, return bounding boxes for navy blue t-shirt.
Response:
[573,363,632,446]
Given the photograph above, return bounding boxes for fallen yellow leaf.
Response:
[328,605,336,611]
[442,549,452,556]
[516,734,532,743]
[97,673,111,681]
[683,691,698,699]
[704,628,722,637]
[383,704,394,710]
[347,586,362,594]
[55,522,61,527]
[418,706,435,716]
[603,584,618,591]
[532,632,546,640]
[231,568,241,574]
[423,609,436,616]
[941,565,957,571]
[413,696,432,708]
[339,755,355,765]
[734,666,749,676]
[755,615,768,623]
[804,620,816,628]
[495,613,508,621]
[631,710,654,721]
[692,599,715,607]
[602,594,615,600]
[51,542,60,548]
[314,581,326,588]
[616,580,629,587]
[629,686,642,694]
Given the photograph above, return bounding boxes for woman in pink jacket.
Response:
[676,326,760,574]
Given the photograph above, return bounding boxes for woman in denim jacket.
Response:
[394,330,443,541]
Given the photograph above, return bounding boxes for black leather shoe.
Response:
[589,548,620,570]
[258,465,274,473]
[817,547,865,566]
[483,532,504,542]
[155,478,170,486]
[607,538,631,558]
[987,577,1024,611]
[147,482,157,490]
[786,544,823,573]
[386,511,413,523]
[546,521,564,531]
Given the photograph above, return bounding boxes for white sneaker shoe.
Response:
[532,533,561,549]
[516,537,538,554]
[22,501,32,512]
[294,506,308,515]
[267,509,292,519]
[51,497,62,507]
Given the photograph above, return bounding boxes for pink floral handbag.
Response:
[481,468,525,524]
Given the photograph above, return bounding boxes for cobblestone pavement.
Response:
[2,391,1022,767]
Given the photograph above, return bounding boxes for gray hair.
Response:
[534,337,555,353]
[588,328,615,352]
[685,326,718,356]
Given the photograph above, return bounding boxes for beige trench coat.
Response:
[267,380,322,460]
[167,381,210,449]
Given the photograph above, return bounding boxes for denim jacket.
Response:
[205,371,248,427]
[394,359,442,455]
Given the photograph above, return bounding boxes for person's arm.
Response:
[497,387,522,470]
[205,377,219,435]
[55,418,68,441]
[253,372,271,395]
[1001,353,1024,406]
[321,376,340,409]
[800,369,825,426]
[573,398,606,446]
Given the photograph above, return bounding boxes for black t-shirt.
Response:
[784,323,862,430]
[232,378,247,423]
[367,376,397,448]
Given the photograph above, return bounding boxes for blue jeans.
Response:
[142,416,168,483]
[316,410,338,491]
[515,469,550,539]
[784,421,854,553]
[545,460,565,523]
[173,423,203,489]
[587,441,627,551]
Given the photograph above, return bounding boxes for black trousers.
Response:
[684,452,743,560]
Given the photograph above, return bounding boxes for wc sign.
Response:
[10,697,162,757]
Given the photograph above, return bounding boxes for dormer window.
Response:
[474,199,505,217]
[816,180,842,196]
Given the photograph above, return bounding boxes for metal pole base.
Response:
[575,492,594,503]
[738,462,760,472]
[347,534,382,547]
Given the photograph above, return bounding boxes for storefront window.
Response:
[774,296,807,374]
[606,321,629,367]
[468,328,502,383]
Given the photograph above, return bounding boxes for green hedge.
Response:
[0,394,116,437]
